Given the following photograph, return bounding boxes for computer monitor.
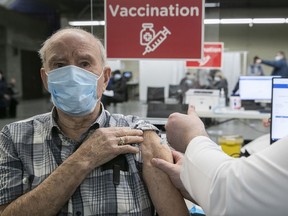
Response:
[123,71,133,80]
[239,76,279,102]
[270,77,288,144]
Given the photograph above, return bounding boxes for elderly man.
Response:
[0,28,188,216]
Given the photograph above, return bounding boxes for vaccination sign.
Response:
[186,42,224,69]
[105,0,204,59]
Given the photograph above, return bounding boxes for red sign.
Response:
[105,0,204,59]
[186,42,224,69]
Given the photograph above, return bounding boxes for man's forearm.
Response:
[1,152,92,216]
[141,131,189,216]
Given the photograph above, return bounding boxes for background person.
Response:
[178,71,199,104]
[0,28,189,216]
[152,105,288,216]
[248,56,264,76]
[211,70,229,105]
[0,70,10,119]
[257,51,288,77]
[6,77,19,118]
[101,69,128,107]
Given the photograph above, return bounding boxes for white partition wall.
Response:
[139,60,186,102]
[222,52,245,96]
[107,60,122,71]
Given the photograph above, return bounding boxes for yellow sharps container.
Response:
[218,135,243,158]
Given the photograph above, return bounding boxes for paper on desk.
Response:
[103,90,114,97]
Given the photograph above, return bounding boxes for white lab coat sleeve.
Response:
[180,136,288,216]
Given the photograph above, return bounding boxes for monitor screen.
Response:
[239,76,278,101]
[270,77,288,144]
[123,71,132,79]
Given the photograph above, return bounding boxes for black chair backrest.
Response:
[168,84,180,98]
[147,87,165,103]
[147,103,188,118]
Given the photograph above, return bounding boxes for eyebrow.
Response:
[47,55,67,66]
[75,53,96,61]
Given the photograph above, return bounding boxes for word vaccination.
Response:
[109,4,200,18]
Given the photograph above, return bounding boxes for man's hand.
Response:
[151,151,194,202]
[77,127,144,169]
[165,105,208,153]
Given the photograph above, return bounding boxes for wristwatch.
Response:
[135,123,158,132]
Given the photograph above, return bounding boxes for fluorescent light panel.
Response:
[69,21,105,26]
[253,18,286,24]
[205,18,288,25]
[204,3,220,8]
[69,18,288,26]
[220,18,252,24]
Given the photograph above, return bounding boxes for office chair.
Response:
[168,84,180,98]
[147,86,165,103]
[147,103,188,118]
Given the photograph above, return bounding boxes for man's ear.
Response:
[40,68,48,91]
[102,66,111,91]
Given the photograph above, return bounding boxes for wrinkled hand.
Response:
[151,150,193,201]
[77,127,143,168]
[140,131,173,164]
[165,105,208,153]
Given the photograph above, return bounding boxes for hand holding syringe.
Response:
[143,26,171,55]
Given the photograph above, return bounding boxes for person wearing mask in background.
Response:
[101,70,128,107]
[151,105,288,216]
[0,28,189,216]
[248,56,264,76]
[257,51,288,77]
[0,70,10,119]
[178,71,199,104]
[6,78,19,118]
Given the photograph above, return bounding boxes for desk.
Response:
[145,109,270,142]
[145,108,270,125]
[196,107,270,120]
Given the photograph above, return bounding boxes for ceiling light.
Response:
[205,18,288,25]
[220,19,252,24]
[204,19,220,24]
[69,21,105,26]
[252,18,286,24]
[205,3,220,8]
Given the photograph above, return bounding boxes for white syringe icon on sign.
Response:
[143,26,171,55]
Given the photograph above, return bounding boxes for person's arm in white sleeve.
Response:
[181,135,288,216]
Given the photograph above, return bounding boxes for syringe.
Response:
[143,26,171,55]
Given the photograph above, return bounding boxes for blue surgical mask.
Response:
[113,74,122,80]
[47,65,103,116]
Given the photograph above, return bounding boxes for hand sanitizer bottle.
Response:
[219,88,226,108]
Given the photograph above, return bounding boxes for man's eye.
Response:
[54,63,65,68]
[80,61,90,68]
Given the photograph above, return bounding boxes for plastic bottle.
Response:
[219,88,226,108]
